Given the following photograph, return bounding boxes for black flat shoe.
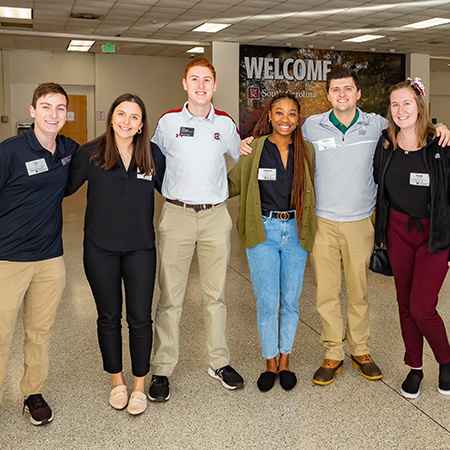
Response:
[257,371,277,392]
[279,370,297,391]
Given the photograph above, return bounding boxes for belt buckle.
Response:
[278,211,289,221]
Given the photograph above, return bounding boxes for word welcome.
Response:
[244,57,332,81]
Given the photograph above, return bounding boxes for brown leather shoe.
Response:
[313,359,343,385]
[351,354,382,380]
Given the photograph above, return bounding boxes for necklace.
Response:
[398,135,418,154]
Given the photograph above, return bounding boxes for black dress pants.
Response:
[83,237,156,377]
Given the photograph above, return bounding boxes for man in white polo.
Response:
[149,58,243,402]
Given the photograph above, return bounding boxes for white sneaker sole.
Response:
[24,405,54,426]
[148,392,170,402]
[207,367,243,390]
[438,386,450,395]
[401,387,420,399]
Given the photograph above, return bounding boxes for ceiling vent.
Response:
[1,22,33,28]
[70,12,103,20]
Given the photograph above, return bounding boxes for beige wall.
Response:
[430,70,450,126]
[0,49,189,142]
[94,53,187,136]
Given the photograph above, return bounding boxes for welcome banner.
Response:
[239,45,406,137]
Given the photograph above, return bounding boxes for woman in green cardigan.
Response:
[228,93,316,392]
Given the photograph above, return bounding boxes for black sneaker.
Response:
[401,370,423,399]
[438,362,450,395]
[148,375,170,402]
[208,365,244,390]
[23,394,53,426]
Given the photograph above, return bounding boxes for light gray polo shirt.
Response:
[152,102,240,204]
[302,108,387,222]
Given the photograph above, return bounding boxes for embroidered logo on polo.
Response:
[61,155,72,165]
[359,126,366,136]
[213,132,221,141]
[176,126,195,138]
[25,158,48,176]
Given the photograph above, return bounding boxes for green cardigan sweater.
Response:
[228,135,316,251]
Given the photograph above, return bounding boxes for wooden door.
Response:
[60,95,88,145]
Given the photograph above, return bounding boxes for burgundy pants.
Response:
[386,208,450,367]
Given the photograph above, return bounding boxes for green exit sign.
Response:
[102,43,115,53]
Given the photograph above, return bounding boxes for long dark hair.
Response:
[253,93,315,233]
[385,80,435,150]
[90,93,154,175]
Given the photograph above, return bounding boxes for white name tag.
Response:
[258,168,276,181]
[137,172,153,181]
[410,172,430,187]
[25,158,48,176]
[317,138,336,151]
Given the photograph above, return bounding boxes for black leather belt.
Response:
[167,198,221,212]
[261,208,295,221]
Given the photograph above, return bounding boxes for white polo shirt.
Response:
[152,102,240,204]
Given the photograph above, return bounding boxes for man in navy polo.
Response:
[0,82,77,425]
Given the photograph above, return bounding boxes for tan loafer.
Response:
[109,385,128,410]
[127,391,147,415]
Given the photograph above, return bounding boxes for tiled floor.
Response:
[1,188,449,449]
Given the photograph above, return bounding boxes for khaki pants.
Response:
[151,201,232,376]
[0,257,65,402]
[310,217,374,361]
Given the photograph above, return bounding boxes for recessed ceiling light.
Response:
[186,47,204,53]
[343,35,384,43]
[0,6,32,20]
[192,23,230,33]
[403,17,450,29]
[67,40,95,52]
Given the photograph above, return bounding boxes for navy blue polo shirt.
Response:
[0,126,78,261]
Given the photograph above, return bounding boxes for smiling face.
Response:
[111,101,143,141]
[29,93,67,137]
[327,77,361,114]
[269,97,299,138]
[390,87,419,131]
[182,65,217,113]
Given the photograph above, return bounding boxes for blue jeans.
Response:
[246,214,308,360]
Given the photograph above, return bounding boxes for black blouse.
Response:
[65,141,165,252]
[258,138,294,212]
[384,147,431,218]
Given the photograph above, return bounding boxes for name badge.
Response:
[137,171,153,181]
[180,126,194,137]
[410,172,430,187]
[258,168,276,181]
[25,158,48,176]
[317,138,336,151]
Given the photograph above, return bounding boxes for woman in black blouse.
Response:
[66,93,164,415]
[373,79,450,399]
